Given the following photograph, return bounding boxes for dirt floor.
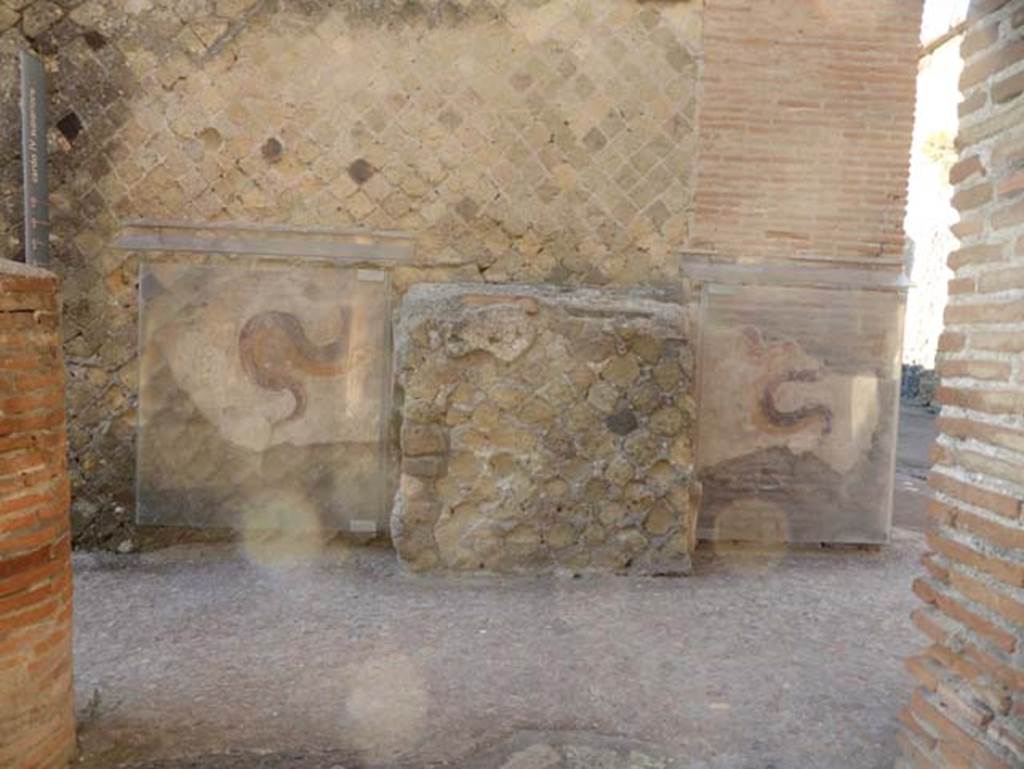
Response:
[69,406,938,769]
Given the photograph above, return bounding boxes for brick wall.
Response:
[898,2,1024,768]
[692,0,922,261]
[0,261,75,768]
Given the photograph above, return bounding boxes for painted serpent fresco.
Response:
[238,309,350,424]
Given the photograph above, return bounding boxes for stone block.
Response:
[392,283,698,575]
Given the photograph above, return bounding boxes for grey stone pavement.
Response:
[70,407,937,769]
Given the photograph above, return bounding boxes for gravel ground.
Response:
[71,530,927,769]
[70,408,935,769]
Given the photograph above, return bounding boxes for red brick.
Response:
[911,690,1016,769]
[978,265,1024,292]
[922,552,950,582]
[948,276,975,295]
[13,371,63,391]
[912,606,947,646]
[914,576,939,605]
[900,704,938,750]
[950,446,1023,487]
[0,292,57,313]
[0,409,65,438]
[944,300,1024,325]
[988,721,1024,757]
[992,199,1024,230]
[929,470,1022,519]
[927,530,1024,588]
[0,510,40,539]
[0,542,58,580]
[32,621,71,657]
[924,643,982,687]
[933,585,1017,653]
[947,243,1005,270]
[0,311,57,332]
[936,680,996,729]
[0,595,60,635]
[970,330,1024,353]
[906,653,942,691]
[949,155,985,185]
[1,522,67,559]
[0,450,48,478]
[0,489,53,517]
[0,582,59,619]
[963,640,1024,694]
[0,275,57,294]
[992,69,1024,104]
[961,38,1024,91]
[952,181,994,212]
[949,505,1024,552]
[0,558,63,600]
[896,729,940,769]
[0,353,58,372]
[995,169,1024,198]
[992,132,1024,167]
[936,359,1011,381]
[949,568,1024,627]
[937,332,967,353]
[967,0,1012,22]
[961,21,1001,59]
[958,89,988,119]
[0,389,65,416]
[951,213,985,239]
[938,741,975,769]
[928,497,956,526]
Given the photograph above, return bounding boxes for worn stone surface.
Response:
[392,283,698,574]
[0,0,701,548]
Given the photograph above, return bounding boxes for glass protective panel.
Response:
[136,258,392,532]
[696,283,904,544]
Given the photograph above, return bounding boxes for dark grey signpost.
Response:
[19,50,49,267]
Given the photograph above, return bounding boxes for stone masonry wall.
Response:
[0,261,75,768]
[693,0,922,261]
[392,284,698,574]
[0,0,702,547]
[898,2,1024,768]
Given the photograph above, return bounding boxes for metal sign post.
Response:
[19,50,49,267]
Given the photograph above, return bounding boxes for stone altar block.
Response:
[392,284,699,574]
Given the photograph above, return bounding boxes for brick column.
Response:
[693,0,922,261]
[898,2,1024,768]
[0,261,75,768]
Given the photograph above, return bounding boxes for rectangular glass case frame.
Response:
[682,254,909,545]
[122,222,412,535]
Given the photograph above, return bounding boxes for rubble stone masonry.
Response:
[0,260,75,769]
[898,2,1024,768]
[392,283,698,574]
